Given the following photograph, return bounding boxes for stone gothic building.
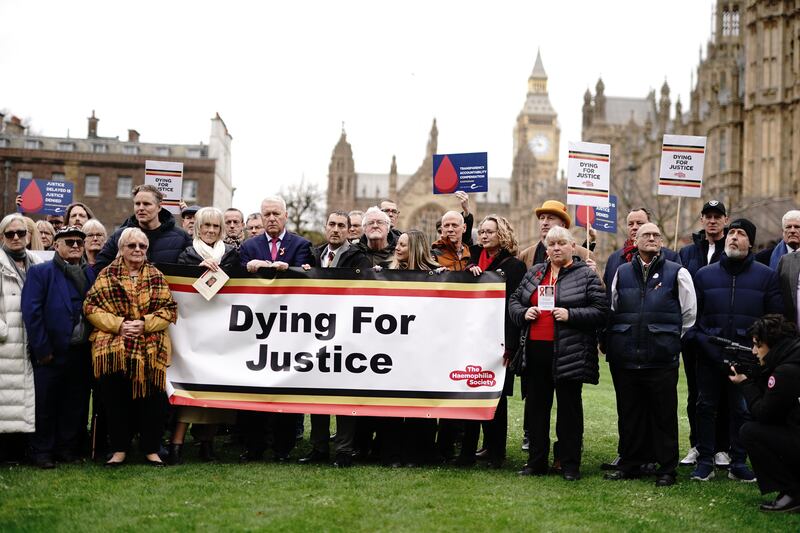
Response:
[326,51,561,247]
[582,0,800,252]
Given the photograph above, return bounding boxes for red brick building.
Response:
[0,111,233,231]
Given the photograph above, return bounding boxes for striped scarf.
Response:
[83,258,177,398]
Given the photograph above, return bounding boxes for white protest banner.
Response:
[566,142,611,208]
[160,265,507,420]
[658,134,706,198]
[145,160,183,214]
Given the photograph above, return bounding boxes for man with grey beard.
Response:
[685,219,782,483]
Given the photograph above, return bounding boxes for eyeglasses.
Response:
[381,208,399,215]
[639,232,662,240]
[477,229,497,236]
[125,242,149,250]
[86,233,105,239]
[62,238,84,248]
[4,229,27,239]
[366,220,388,227]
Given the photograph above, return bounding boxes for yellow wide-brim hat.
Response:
[534,200,572,229]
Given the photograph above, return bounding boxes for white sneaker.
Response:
[714,451,731,468]
[680,447,699,466]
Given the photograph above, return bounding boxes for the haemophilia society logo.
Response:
[449,365,496,388]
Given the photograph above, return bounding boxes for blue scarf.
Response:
[769,240,789,270]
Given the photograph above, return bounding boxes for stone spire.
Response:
[528,49,548,94]
[426,118,438,158]
[659,79,671,127]
[582,88,593,129]
[594,78,606,122]
[389,155,398,199]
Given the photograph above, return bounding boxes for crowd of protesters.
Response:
[2,185,800,513]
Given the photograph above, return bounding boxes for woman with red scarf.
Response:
[453,215,526,468]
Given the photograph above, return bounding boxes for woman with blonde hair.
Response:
[81,219,107,267]
[36,220,56,250]
[455,214,526,468]
[0,214,44,463]
[168,207,238,463]
[23,217,44,251]
[84,227,177,466]
[389,229,440,271]
[378,229,440,466]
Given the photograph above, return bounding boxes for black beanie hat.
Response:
[729,218,756,248]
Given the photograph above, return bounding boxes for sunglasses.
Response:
[4,229,27,239]
[62,238,85,247]
[125,242,149,250]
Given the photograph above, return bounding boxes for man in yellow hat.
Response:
[518,200,593,269]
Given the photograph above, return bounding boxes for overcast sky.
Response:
[1,0,716,215]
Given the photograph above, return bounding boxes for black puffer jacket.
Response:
[93,209,191,274]
[508,257,608,384]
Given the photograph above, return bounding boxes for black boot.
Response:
[199,441,217,462]
[166,443,183,465]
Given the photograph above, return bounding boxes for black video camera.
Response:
[709,336,761,379]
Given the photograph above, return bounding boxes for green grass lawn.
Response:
[2,365,798,532]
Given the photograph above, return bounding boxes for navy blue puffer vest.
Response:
[608,254,683,369]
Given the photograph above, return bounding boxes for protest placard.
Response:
[576,194,618,234]
[658,134,706,198]
[162,265,506,420]
[145,160,183,214]
[566,142,610,208]
[433,152,488,194]
[18,179,74,216]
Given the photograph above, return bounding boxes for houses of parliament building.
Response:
[328,1,799,249]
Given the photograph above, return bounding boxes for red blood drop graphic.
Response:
[20,180,44,213]
[576,206,596,226]
[434,156,458,194]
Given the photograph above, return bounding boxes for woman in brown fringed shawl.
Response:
[84,227,176,467]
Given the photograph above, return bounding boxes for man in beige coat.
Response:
[518,200,594,269]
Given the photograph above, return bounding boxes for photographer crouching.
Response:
[729,314,800,513]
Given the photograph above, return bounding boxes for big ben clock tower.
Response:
[510,49,561,245]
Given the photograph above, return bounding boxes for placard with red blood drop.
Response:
[575,205,596,227]
[433,156,458,194]
[20,180,44,212]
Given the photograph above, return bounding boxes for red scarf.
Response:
[622,239,637,263]
[478,248,495,271]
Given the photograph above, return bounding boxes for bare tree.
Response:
[280,177,326,238]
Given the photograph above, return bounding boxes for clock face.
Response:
[528,134,550,155]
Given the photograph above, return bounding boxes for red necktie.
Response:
[270,237,279,261]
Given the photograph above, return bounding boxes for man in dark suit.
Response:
[299,211,370,467]
[238,195,312,463]
[22,226,96,468]
[307,211,371,270]
[239,195,312,273]
[778,248,800,325]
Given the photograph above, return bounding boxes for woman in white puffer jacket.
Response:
[0,214,43,439]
